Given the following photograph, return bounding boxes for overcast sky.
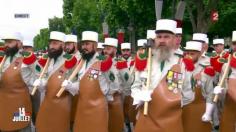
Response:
[0,0,63,41]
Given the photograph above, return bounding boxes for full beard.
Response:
[104,51,115,58]
[153,46,174,62]
[48,47,63,60]
[65,47,75,54]
[122,54,130,60]
[5,46,19,57]
[81,50,95,61]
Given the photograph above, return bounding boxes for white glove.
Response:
[131,89,142,106]
[61,80,79,96]
[213,86,224,95]
[33,79,46,92]
[139,90,152,102]
[202,103,215,122]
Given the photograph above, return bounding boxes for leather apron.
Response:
[73,61,108,132]
[36,65,72,132]
[124,95,138,124]
[182,72,212,132]
[220,78,236,132]
[0,57,32,131]
[108,93,124,132]
[134,64,183,132]
[70,95,78,122]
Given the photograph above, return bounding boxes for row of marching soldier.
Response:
[0,19,236,132]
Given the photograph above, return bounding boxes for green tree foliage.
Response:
[208,1,236,38]
[63,0,75,32]
[72,0,102,38]
[33,28,49,50]
[99,0,156,40]
[49,17,66,32]
[33,17,66,50]
[33,0,236,50]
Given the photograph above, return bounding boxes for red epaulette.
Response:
[230,52,236,68]
[0,46,5,52]
[63,54,77,69]
[213,58,226,73]
[38,54,48,67]
[130,60,135,67]
[116,58,128,70]
[210,55,219,67]
[0,51,5,63]
[99,55,113,72]
[182,57,195,71]
[222,51,229,59]
[204,66,215,77]
[22,51,37,65]
[135,51,147,71]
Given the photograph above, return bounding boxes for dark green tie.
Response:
[10,56,13,63]
[160,61,165,72]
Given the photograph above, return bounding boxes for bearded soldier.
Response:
[61,31,112,132]
[211,38,229,75]
[0,31,37,132]
[32,31,66,132]
[103,37,134,132]
[64,34,81,127]
[121,43,134,68]
[33,31,66,101]
[182,41,215,132]
[209,38,229,130]
[137,39,147,51]
[174,28,184,56]
[34,31,79,132]
[131,19,194,132]
[64,34,81,59]
[192,33,210,66]
[22,39,40,128]
[97,42,104,55]
[213,31,236,132]
[120,42,136,131]
[213,39,228,57]
[23,40,34,52]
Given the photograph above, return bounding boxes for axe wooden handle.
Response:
[31,58,51,95]
[56,59,84,97]
[130,64,135,75]
[144,47,152,115]
[213,54,232,102]
[0,56,6,70]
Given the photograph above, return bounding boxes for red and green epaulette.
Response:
[210,53,219,66]
[63,53,77,69]
[97,55,113,72]
[222,51,229,59]
[0,46,5,52]
[0,51,5,63]
[22,51,37,65]
[135,50,147,71]
[213,57,227,73]
[115,57,128,70]
[130,60,135,67]
[182,57,195,72]
[230,52,236,68]
[208,52,218,58]
[204,66,215,77]
[38,54,48,67]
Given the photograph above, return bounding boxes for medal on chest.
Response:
[166,70,183,94]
